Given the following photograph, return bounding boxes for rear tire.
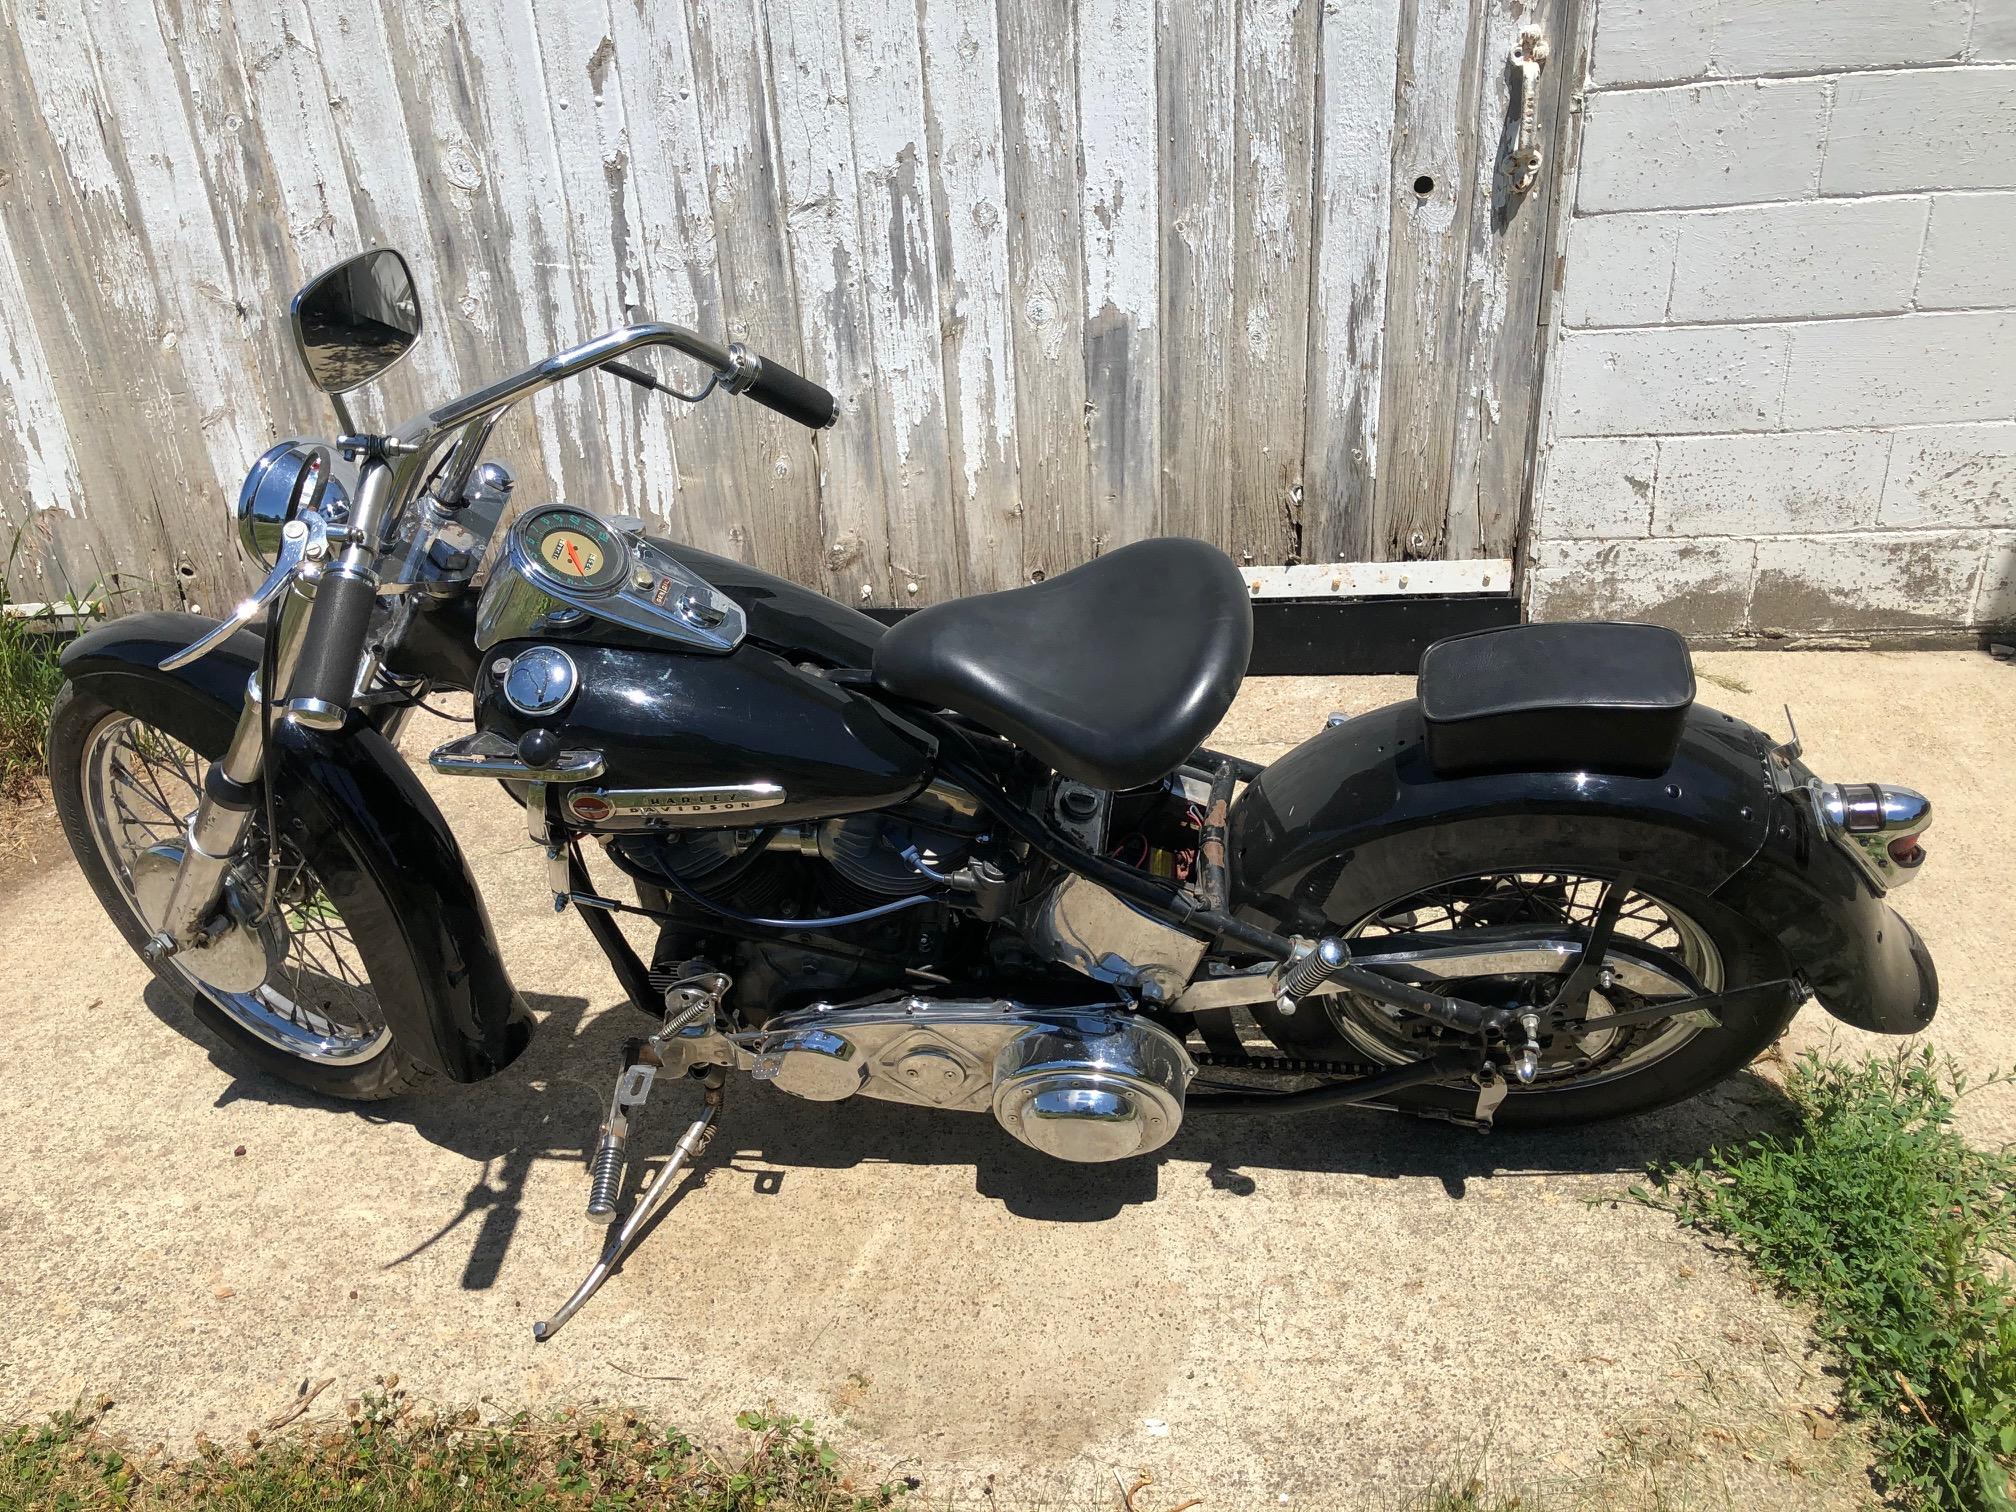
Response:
[1253,858,1800,1128]
[48,679,433,1102]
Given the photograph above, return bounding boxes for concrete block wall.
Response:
[1527,0,2016,640]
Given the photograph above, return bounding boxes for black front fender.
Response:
[61,612,531,1081]
[1229,699,1935,1035]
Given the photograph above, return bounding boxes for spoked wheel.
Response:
[49,683,430,1099]
[1255,863,1801,1127]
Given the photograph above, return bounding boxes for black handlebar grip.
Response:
[744,353,838,430]
[284,565,378,729]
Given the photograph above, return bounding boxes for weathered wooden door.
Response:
[1343,0,1579,575]
[0,0,1579,616]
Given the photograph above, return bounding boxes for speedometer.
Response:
[517,506,629,594]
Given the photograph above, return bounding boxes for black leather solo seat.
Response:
[873,537,1254,791]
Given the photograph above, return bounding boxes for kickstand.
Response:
[532,1078,724,1342]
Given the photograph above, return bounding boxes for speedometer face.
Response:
[541,529,605,580]
[518,506,628,594]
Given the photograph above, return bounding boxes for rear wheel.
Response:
[49,681,431,1100]
[1255,864,1799,1127]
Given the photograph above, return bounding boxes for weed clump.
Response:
[1,1387,911,1509]
[1645,1048,2016,1510]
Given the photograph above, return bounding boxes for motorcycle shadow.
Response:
[146,982,631,1289]
[716,1065,1799,1221]
[147,980,1799,1251]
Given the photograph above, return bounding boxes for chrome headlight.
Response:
[235,440,350,569]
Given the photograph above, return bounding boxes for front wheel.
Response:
[48,681,432,1101]
[1253,863,1801,1127]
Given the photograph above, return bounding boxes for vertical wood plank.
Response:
[1372,0,1487,561]
[1231,0,1319,566]
[603,0,753,558]
[684,0,826,584]
[1157,0,1236,549]
[764,0,897,604]
[1446,0,1578,564]
[839,0,963,602]
[1301,0,1404,563]
[917,0,1024,592]
[997,0,1091,582]
[1078,0,1159,555]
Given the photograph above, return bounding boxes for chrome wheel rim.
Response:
[1333,871,1724,1090]
[81,711,392,1066]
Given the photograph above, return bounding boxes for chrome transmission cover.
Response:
[753,996,1195,1163]
[1026,873,1209,1004]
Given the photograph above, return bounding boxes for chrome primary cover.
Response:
[752,996,1195,1162]
[992,1016,1191,1162]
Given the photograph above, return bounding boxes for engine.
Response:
[753,996,1194,1162]
[603,789,990,1015]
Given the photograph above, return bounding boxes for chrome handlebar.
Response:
[167,322,819,713]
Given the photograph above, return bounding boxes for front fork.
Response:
[145,582,319,958]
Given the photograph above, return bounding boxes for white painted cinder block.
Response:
[1592,0,1972,86]
[1555,326,1788,436]
[1527,537,1756,636]
[1752,531,1984,628]
[1655,429,1889,536]
[1976,4,2016,63]
[1916,193,2016,309]
[1577,79,1830,212]
[1560,214,1678,327]
[1880,423,2016,527]
[1977,533,2016,624]
[1668,199,1929,321]
[1781,311,2016,428]
[1821,67,2016,195]
[1536,436,1660,537]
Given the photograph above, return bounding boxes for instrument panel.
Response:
[474,502,746,653]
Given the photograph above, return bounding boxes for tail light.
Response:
[1814,782,1932,890]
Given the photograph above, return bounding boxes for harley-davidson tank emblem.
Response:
[563,783,786,822]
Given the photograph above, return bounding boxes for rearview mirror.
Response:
[289,248,422,394]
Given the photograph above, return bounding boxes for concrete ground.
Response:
[2,650,2008,1507]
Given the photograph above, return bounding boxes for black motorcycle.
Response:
[50,250,1937,1338]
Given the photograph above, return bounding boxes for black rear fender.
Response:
[60,612,530,1081]
[1229,699,1935,1034]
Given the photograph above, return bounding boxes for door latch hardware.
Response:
[1509,27,1550,195]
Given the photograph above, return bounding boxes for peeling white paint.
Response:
[1,0,1547,614]
[0,231,83,518]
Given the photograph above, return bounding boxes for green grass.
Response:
[0,532,107,802]
[1641,1047,2016,1510]
[0,602,66,802]
[0,1392,911,1510]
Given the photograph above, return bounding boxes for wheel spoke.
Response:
[1330,866,1722,1090]
[82,712,389,1066]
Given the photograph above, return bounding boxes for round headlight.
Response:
[235,440,350,569]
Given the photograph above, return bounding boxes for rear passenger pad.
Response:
[1418,621,1695,779]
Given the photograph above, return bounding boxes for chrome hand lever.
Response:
[158,510,330,671]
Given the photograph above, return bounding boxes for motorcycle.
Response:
[49,249,1938,1338]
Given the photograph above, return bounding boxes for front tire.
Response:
[1253,859,1801,1128]
[48,679,433,1101]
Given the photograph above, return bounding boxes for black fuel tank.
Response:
[476,638,933,826]
[659,542,886,668]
